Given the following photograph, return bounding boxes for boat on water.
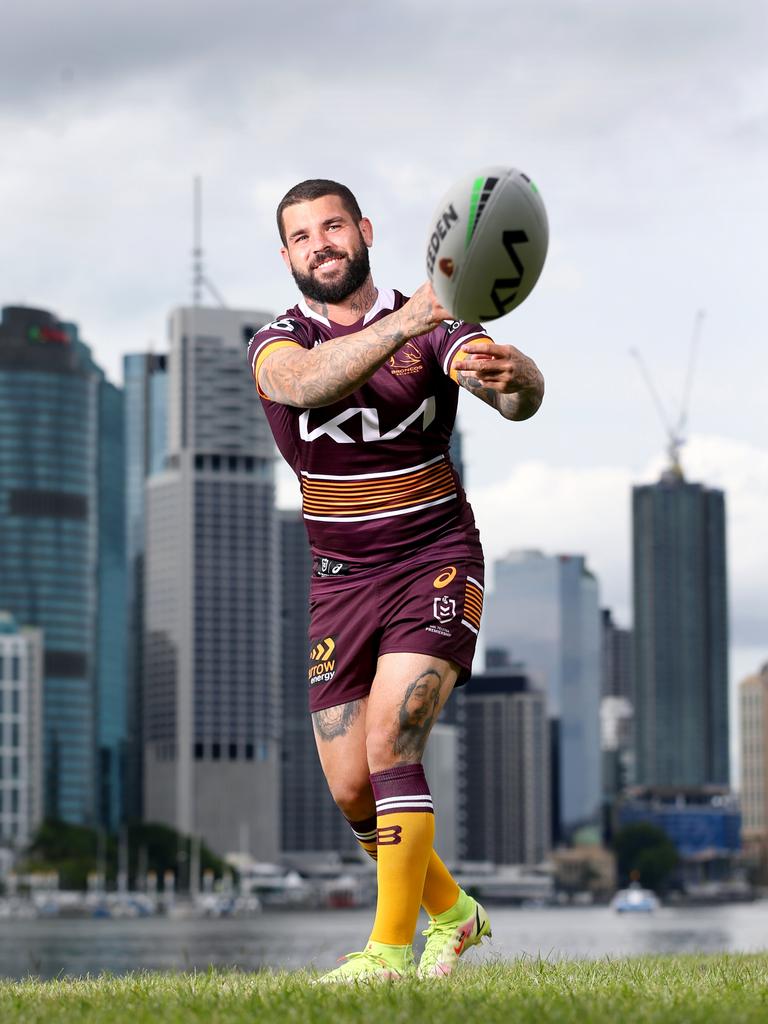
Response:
[610,881,660,913]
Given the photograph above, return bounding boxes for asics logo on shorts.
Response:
[433,566,457,589]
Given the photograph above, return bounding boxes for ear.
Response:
[359,217,373,248]
[280,247,291,270]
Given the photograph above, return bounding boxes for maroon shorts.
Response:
[306,530,484,713]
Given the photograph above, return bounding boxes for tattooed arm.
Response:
[258,282,451,408]
[457,340,544,421]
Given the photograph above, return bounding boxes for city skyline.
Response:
[1,2,765,709]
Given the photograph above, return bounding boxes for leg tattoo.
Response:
[312,699,363,742]
[392,669,443,761]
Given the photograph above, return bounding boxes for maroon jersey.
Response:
[247,288,492,564]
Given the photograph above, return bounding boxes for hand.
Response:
[401,282,454,338]
[458,340,542,395]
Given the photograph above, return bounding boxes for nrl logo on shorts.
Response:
[433,596,456,625]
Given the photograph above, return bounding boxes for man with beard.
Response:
[247,179,544,981]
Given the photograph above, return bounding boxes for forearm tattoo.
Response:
[260,314,408,409]
[392,669,443,761]
[312,699,363,742]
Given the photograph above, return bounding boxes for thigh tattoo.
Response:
[312,699,363,742]
[392,668,443,760]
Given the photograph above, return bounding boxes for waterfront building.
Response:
[461,670,550,864]
[483,550,602,840]
[0,614,44,849]
[123,353,168,821]
[632,471,729,787]
[143,305,280,859]
[0,305,124,826]
[423,722,460,864]
[617,785,742,890]
[739,663,768,873]
[601,609,632,700]
[279,509,356,854]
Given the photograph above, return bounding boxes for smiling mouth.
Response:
[312,253,345,271]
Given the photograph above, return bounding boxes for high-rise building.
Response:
[739,664,768,842]
[123,353,168,821]
[0,614,44,849]
[632,470,729,787]
[461,670,550,864]
[96,380,127,831]
[0,305,124,826]
[483,550,602,840]
[601,609,632,700]
[279,510,356,854]
[143,305,280,859]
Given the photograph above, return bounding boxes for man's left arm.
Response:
[454,339,544,421]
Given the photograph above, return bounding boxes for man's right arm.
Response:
[257,283,450,408]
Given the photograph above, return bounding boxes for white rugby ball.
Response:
[425,166,548,322]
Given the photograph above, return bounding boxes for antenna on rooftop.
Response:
[630,309,705,478]
[191,176,228,308]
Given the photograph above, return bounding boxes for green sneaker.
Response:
[418,890,492,978]
[317,941,415,983]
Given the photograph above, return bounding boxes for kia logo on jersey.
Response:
[299,396,436,443]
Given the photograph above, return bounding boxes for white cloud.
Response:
[469,434,768,653]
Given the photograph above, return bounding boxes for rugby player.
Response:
[247,179,544,981]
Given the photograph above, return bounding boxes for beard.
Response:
[290,238,371,304]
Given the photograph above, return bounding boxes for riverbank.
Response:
[2,956,768,1023]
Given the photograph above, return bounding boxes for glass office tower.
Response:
[632,470,729,786]
[123,353,167,821]
[0,305,124,826]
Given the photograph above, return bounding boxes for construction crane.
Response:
[629,310,705,478]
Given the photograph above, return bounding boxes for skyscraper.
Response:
[632,470,729,787]
[0,613,43,849]
[461,670,550,864]
[143,305,280,859]
[123,353,168,821]
[739,664,768,836]
[279,510,356,854]
[483,550,602,840]
[601,608,633,700]
[0,305,124,826]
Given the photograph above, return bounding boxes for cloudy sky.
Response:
[2,1,766,747]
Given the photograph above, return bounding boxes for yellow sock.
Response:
[421,849,460,917]
[348,821,459,915]
[368,764,435,946]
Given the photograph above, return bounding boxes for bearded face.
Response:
[288,230,371,305]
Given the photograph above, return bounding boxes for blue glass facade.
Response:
[96,380,126,830]
[0,306,124,826]
[633,473,729,787]
[122,353,167,822]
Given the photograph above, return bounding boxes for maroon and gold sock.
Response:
[368,763,435,946]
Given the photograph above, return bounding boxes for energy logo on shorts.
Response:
[308,635,336,687]
[466,176,499,249]
[433,566,457,589]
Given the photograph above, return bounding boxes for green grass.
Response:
[1,956,768,1023]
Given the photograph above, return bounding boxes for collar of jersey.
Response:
[298,288,396,328]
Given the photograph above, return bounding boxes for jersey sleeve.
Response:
[430,319,495,382]
[246,316,309,400]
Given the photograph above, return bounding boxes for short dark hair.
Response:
[276,179,363,244]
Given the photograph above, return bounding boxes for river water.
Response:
[1,903,767,980]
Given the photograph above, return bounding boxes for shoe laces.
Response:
[339,950,390,968]
[421,918,457,942]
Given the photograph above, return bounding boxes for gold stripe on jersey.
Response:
[448,336,494,383]
[462,576,484,632]
[301,457,456,523]
[252,339,303,399]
